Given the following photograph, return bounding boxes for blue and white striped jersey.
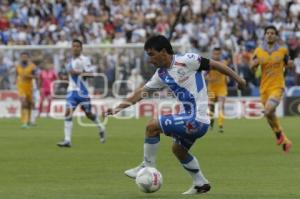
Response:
[145,53,210,124]
[66,55,93,95]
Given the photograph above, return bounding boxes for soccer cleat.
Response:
[21,124,29,129]
[99,130,106,143]
[219,126,224,133]
[282,140,292,153]
[124,164,145,179]
[276,132,285,145]
[182,184,211,195]
[210,119,214,129]
[57,140,71,148]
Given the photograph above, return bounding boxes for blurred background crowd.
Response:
[0,0,300,96]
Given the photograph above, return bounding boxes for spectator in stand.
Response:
[294,52,300,85]
[1,0,300,93]
[127,68,144,93]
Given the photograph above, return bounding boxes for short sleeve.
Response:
[144,70,165,91]
[183,53,210,71]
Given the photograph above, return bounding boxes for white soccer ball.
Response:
[135,167,163,193]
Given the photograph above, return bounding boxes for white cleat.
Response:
[124,164,145,178]
[182,184,211,195]
[99,131,106,143]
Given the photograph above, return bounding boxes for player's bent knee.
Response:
[65,108,73,118]
[146,119,160,137]
[264,109,275,118]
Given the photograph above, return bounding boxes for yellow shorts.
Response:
[18,88,33,102]
[208,87,227,101]
[260,88,284,106]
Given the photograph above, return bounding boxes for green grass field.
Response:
[0,117,299,199]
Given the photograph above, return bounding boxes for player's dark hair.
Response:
[212,47,221,51]
[144,35,174,55]
[264,25,279,35]
[21,52,30,56]
[72,39,83,47]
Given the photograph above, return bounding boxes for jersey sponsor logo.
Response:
[174,120,184,125]
[177,68,186,76]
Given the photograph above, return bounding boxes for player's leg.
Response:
[58,107,73,147]
[29,90,39,125]
[217,96,226,133]
[162,115,210,194]
[264,96,292,152]
[38,90,45,116]
[172,143,210,195]
[81,98,106,143]
[57,92,77,147]
[46,92,52,115]
[124,118,161,178]
[208,94,216,129]
[20,95,30,128]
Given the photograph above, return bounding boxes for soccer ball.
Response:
[135,167,163,193]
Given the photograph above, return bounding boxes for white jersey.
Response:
[66,55,93,95]
[145,53,210,124]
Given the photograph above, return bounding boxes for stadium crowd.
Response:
[0,0,300,95]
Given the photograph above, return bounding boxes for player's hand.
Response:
[104,107,121,117]
[250,57,259,72]
[287,60,294,69]
[252,57,259,66]
[237,78,247,90]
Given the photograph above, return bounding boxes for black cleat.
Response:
[219,126,224,133]
[182,184,211,195]
[99,131,106,143]
[57,140,71,148]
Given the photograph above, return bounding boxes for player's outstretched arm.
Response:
[106,86,148,116]
[250,56,259,73]
[209,59,246,89]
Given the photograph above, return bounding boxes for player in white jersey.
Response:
[57,39,106,147]
[105,35,246,195]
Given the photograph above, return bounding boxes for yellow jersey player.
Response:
[206,47,228,133]
[250,25,293,153]
[16,52,37,128]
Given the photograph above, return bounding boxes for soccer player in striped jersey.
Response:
[57,39,106,147]
[105,35,246,195]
